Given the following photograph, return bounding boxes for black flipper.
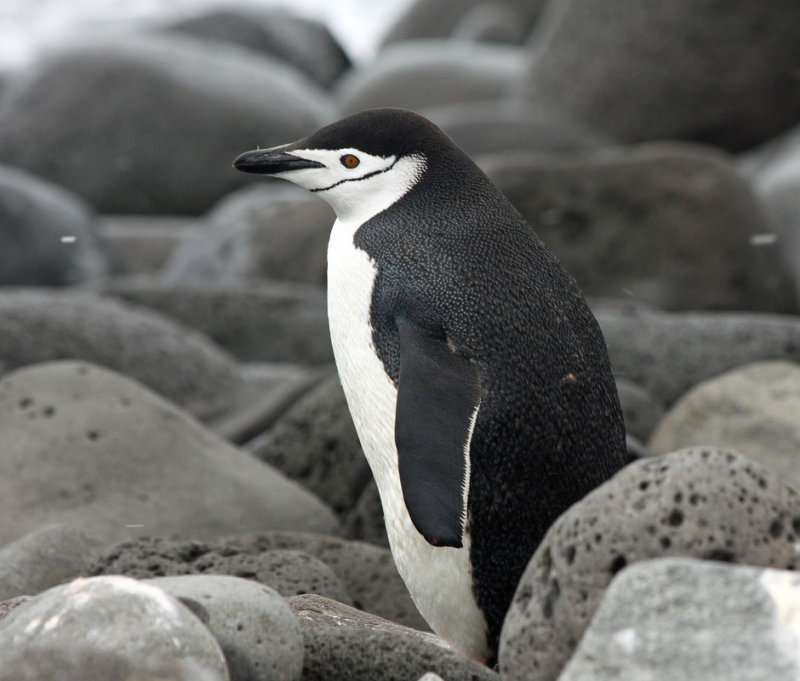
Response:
[394,316,482,548]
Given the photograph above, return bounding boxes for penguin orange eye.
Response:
[341,154,360,169]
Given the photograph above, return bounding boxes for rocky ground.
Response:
[1,1,800,679]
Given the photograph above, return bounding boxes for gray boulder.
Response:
[480,144,794,312]
[594,305,800,406]
[344,481,389,548]
[649,361,800,491]
[559,558,800,681]
[0,575,229,681]
[615,379,663,444]
[499,448,800,681]
[451,3,531,44]
[520,0,800,151]
[0,33,334,214]
[165,7,350,88]
[0,361,339,545]
[336,41,525,114]
[289,594,496,681]
[148,574,304,681]
[0,165,107,286]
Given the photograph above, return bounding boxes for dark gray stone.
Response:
[0,361,339,546]
[0,576,229,681]
[615,379,664,444]
[343,481,389,548]
[499,448,800,681]
[520,0,800,151]
[559,559,800,681]
[148,575,304,681]
[165,7,351,88]
[289,594,496,681]
[0,33,334,214]
[480,144,795,313]
[594,305,800,407]
[164,186,333,286]
[0,165,107,286]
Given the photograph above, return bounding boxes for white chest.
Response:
[326,217,488,660]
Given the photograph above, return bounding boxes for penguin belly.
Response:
[326,217,490,660]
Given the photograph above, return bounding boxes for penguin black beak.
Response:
[232,145,324,175]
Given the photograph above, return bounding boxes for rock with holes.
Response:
[164,185,333,286]
[0,361,339,546]
[0,524,103,602]
[251,374,368,514]
[499,448,800,681]
[649,361,800,491]
[559,558,800,681]
[88,531,426,630]
[480,144,794,313]
[594,305,800,406]
[289,594,496,681]
[520,0,800,151]
[148,575,304,681]
[0,575,229,681]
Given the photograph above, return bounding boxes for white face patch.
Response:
[275,148,427,224]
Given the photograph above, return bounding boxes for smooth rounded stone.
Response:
[165,185,332,286]
[164,7,350,88]
[105,277,332,365]
[148,574,304,681]
[427,101,609,157]
[97,215,202,276]
[0,33,334,215]
[89,531,427,630]
[288,594,497,681]
[0,288,245,420]
[559,558,800,681]
[343,480,389,548]
[336,41,525,115]
[0,575,229,681]
[520,1,800,151]
[615,379,664,444]
[0,361,339,546]
[480,144,795,313]
[594,305,800,407]
[0,524,103,602]
[649,362,800,491]
[0,596,31,622]
[451,3,531,44]
[499,448,800,681]
[251,374,369,514]
[0,165,107,286]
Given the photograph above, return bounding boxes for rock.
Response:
[343,481,389,548]
[164,185,333,286]
[499,448,800,681]
[451,3,531,44]
[165,7,350,89]
[89,531,427,630]
[0,33,334,214]
[289,594,497,681]
[0,361,339,545]
[97,215,201,276]
[148,574,304,681]
[520,0,800,151]
[104,277,333,365]
[0,575,229,681]
[0,524,103,602]
[594,305,800,406]
[0,595,30,622]
[615,379,664,444]
[559,558,800,681]
[0,164,107,286]
[649,362,800,491]
[336,41,525,114]
[251,374,368,514]
[0,288,245,420]
[480,144,794,312]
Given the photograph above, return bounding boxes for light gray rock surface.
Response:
[559,558,800,681]
[0,361,339,546]
[149,574,304,681]
[499,448,800,681]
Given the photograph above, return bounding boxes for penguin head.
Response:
[234,108,453,222]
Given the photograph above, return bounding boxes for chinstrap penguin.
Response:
[233,108,627,664]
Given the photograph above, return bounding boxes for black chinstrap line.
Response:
[310,156,400,193]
